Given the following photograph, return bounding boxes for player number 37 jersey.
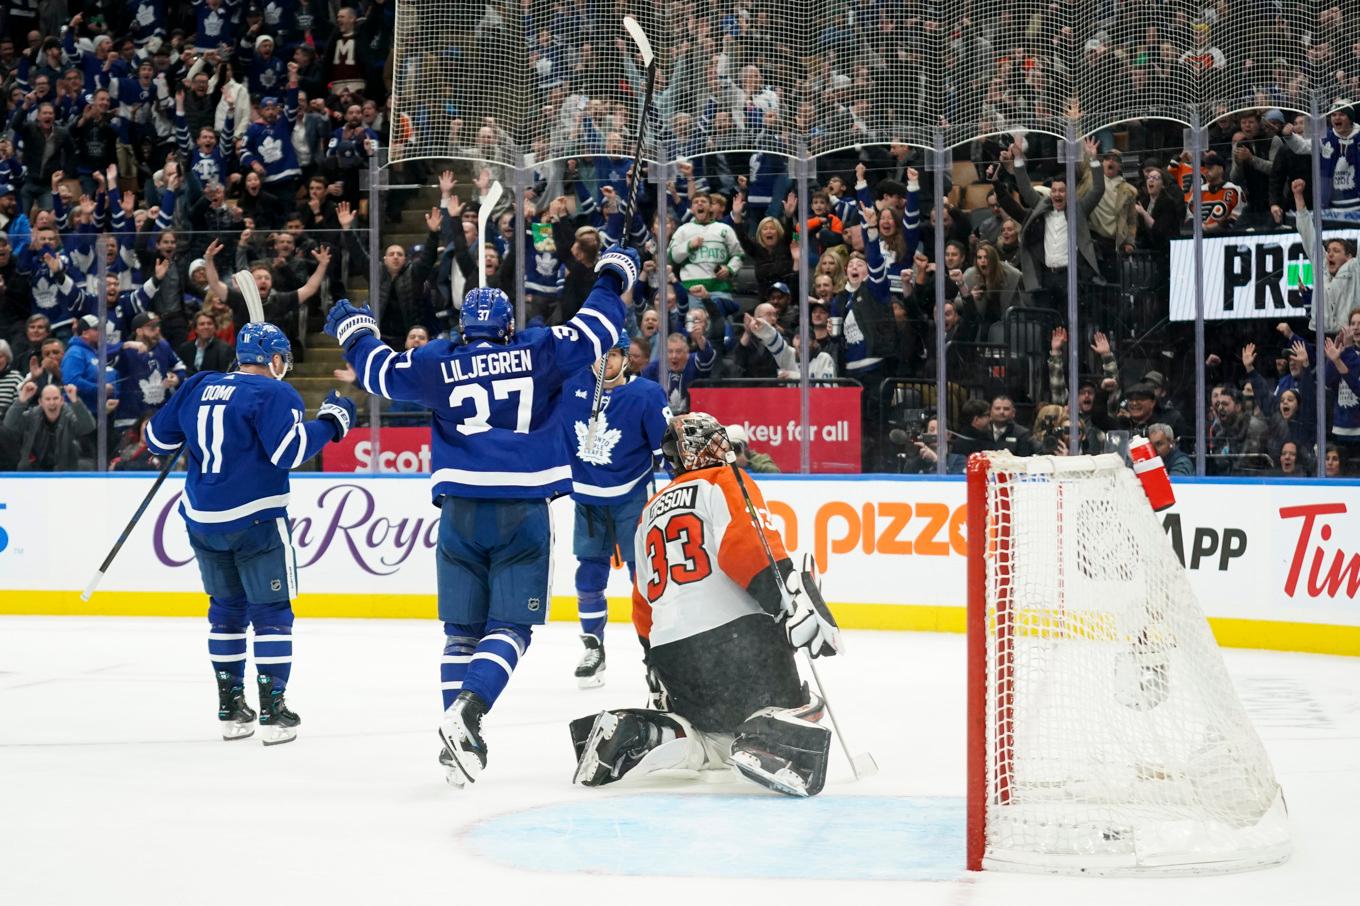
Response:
[631,465,789,647]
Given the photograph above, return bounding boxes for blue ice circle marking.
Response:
[464,794,965,881]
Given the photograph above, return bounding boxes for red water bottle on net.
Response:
[1128,435,1176,512]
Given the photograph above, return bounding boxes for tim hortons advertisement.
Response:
[688,386,862,473]
[1169,227,1357,322]
[0,476,1356,652]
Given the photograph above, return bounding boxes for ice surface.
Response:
[1,617,1355,905]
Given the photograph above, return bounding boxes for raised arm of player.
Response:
[545,246,637,377]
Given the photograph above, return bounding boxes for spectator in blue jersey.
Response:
[324,245,636,788]
[112,311,185,433]
[238,63,302,206]
[561,332,670,687]
[641,320,716,415]
[145,321,356,745]
[177,311,235,376]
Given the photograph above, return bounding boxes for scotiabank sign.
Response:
[324,428,432,472]
[689,386,862,472]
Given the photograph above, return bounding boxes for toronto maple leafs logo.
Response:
[259,135,284,164]
[574,415,621,466]
[534,250,557,274]
[260,68,279,89]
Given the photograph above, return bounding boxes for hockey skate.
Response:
[216,671,256,741]
[574,635,606,689]
[256,674,300,746]
[439,691,488,785]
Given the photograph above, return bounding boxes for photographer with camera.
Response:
[887,413,970,474]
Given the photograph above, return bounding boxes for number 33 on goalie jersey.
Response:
[146,371,337,533]
[631,465,794,647]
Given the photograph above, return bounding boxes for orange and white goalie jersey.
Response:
[631,465,789,647]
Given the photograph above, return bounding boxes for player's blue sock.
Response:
[461,620,533,710]
[577,589,607,642]
[208,596,248,683]
[249,603,295,692]
[575,557,611,642]
[441,621,483,711]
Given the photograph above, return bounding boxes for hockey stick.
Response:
[477,179,504,290]
[233,270,266,323]
[727,461,880,781]
[81,444,186,601]
[583,15,656,453]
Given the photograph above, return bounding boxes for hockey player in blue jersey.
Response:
[324,245,639,787]
[561,332,670,687]
[145,322,356,745]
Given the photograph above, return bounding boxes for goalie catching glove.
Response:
[324,298,380,350]
[317,391,357,442]
[594,245,641,295]
[779,565,841,658]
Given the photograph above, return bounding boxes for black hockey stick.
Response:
[583,15,656,453]
[727,460,879,780]
[81,444,185,601]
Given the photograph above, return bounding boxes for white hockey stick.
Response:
[477,179,504,290]
[232,270,266,323]
[728,461,880,781]
[583,15,656,454]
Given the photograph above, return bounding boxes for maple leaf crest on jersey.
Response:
[260,136,284,163]
[575,415,622,466]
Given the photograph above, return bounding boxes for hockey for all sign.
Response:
[688,386,862,473]
[1168,227,1357,321]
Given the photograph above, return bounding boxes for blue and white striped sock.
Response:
[208,625,248,683]
[577,589,607,642]
[253,630,293,691]
[461,621,533,711]
[441,630,479,711]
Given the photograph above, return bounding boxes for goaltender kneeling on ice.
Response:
[570,412,842,798]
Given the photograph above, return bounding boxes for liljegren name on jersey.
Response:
[648,484,698,521]
[439,348,534,384]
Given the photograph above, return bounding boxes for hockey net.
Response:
[965,452,1290,876]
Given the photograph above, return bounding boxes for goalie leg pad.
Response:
[730,703,832,798]
[571,708,704,787]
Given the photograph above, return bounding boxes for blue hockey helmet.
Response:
[461,287,514,341]
[236,321,293,378]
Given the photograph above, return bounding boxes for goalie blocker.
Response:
[570,414,839,797]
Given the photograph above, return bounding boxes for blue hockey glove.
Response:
[324,299,379,349]
[594,246,641,295]
[317,390,357,442]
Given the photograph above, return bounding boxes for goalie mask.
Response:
[661,412,733,475]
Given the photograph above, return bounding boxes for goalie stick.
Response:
[477,179,504,290]
[728,460,880,781]
[582,14,656,454]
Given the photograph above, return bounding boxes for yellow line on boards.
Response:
[2,592,1356,657]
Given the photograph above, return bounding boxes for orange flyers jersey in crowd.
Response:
[632,466,788,647]
[1196,182,1244,229]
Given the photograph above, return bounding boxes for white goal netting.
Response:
[388,1,1360,164]
[972,452,1290,875]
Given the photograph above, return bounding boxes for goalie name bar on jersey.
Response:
[632,465,789,648]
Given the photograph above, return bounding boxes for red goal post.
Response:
[965,451,1290,876]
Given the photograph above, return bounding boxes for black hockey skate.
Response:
[575,635,606,689]
[256,674,300,746]
[216,671,256,741]
[439,691,489,786]
[572,709,683,787]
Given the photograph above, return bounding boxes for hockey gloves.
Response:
[317,391,357,443]
[594,246,641,295]
[324,298,380,350]
[780,569,841,658]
